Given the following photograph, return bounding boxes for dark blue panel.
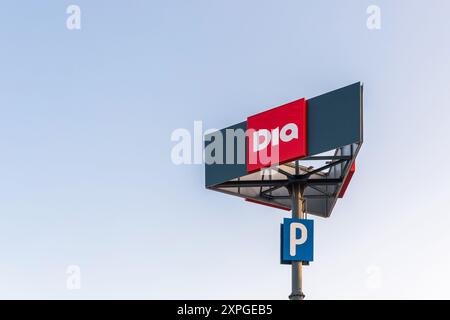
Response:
[307,82,362,156]
[205,121,248,187]
[282,218,314,262]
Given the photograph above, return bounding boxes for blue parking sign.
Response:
[281,218,314,263]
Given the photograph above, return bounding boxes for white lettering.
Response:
[290,222,307,256]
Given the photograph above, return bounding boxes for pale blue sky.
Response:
[0,0,450,299]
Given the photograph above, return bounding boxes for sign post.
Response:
[204,83,364,299]
[290,181,306,300]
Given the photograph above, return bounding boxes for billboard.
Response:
[205,82,363,218]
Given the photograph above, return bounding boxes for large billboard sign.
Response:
[205,82,363,218]
[204,83,364,300]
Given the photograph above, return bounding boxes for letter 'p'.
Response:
[290,223,308,256]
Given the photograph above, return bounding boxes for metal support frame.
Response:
[213,147,355,208]
[217,178,343,188]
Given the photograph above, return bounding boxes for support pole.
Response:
[289,183,306,301]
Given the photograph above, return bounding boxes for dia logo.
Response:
[247,98,307,173]
[252,123,299,152]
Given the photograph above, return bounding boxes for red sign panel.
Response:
[338,161,356,198]
[247,98,307,173]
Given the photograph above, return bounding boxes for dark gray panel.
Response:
[205,121,248,187]
[307,82,362,156]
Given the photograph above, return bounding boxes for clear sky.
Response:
[1,0,450,299]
